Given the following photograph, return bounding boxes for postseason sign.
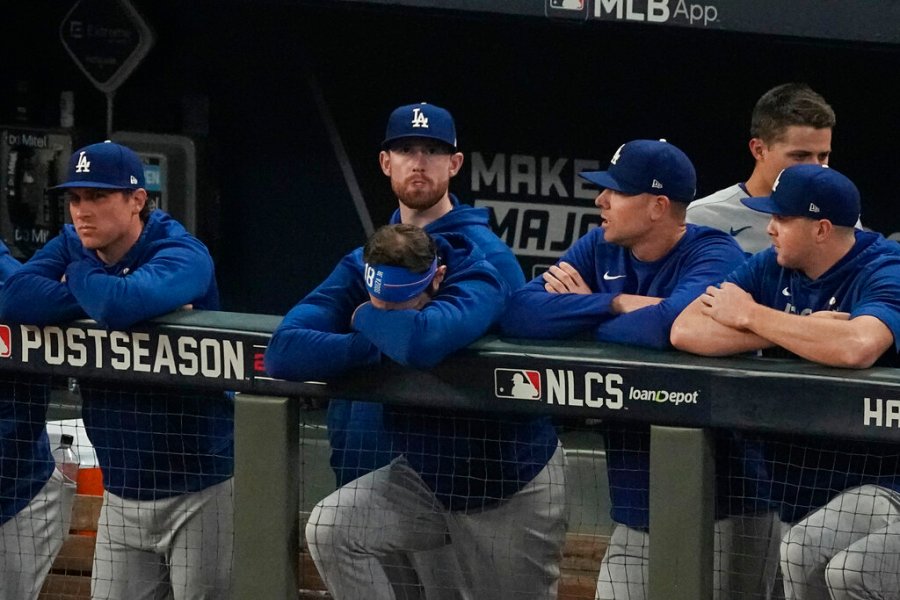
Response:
[0,321,267,390]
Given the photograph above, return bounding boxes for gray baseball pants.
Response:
[781,484,900,600]
[90,478,233,600]
[0,468,75,600]
[306,444,568,600]
[596,511,781,600]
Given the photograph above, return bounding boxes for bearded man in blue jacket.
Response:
[265,223,566,600]
[328,102,526,487]
[0,142,232,600]
[322,102,531,599]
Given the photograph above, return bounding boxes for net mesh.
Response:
[0,374,896,599]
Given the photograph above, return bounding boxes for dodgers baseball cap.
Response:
[52,140,145,190]
[741,164,860,227]
[364,258,438,303]
[382,102,457,150]
[579,139,696,203]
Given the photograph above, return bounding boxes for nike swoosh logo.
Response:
[730,226,752,236]
[603,272,626,281]
[782,287,791,297]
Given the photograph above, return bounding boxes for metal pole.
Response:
[648,426,714,600]
[234,394,300,599]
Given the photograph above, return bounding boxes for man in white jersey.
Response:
[687,83,834,254]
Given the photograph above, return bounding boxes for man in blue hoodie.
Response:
[329,101,526,486]
[0,242,72,600]
[0,141,233,600]
[265,223,565,600]
[324,103,531,598]
[672,164,900,600]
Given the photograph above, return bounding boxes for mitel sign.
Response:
[59,0,155,93]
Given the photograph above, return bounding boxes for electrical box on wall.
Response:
[0,127,72,260]
[110,132,197,234]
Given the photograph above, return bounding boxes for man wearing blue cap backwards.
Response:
[672,164,900,600]
[265,223,566,599]
[499,140,777,600]
[0,141,233,599]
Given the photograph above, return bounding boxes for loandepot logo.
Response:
[629,386,699,405]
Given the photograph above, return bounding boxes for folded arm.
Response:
[0,236,85,325]
[65,238,214,329]
[265,253,381,381]
[354,270,507,369]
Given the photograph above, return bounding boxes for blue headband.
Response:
[364,258,438,303]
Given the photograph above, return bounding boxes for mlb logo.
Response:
[548,0,585,10]
[0,325,11,359]
[495,368,542,400]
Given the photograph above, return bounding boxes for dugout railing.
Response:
[2,310,898,599]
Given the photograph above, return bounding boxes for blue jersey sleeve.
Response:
[353,263,509,369]
[596,237,747,349]
[64,236,215,330]
[265,251,381,381]
[500,231,617,339]
[0,234,86,325]
[0,242,20,285]
[849,262,900,352]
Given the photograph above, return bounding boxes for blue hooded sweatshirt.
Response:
[0,211,233,500]
[0,241,52,526]
[327,195,529,485]
[266,232,558,511]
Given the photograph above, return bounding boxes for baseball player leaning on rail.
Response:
[0,141,233,600]
[499,139,777,600]
[265,223,566,600]
[0,241,75,600]
[672,164,900,600]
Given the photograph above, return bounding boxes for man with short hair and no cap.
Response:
[687,82,838,255]
[672,164,900,599]
[500,139,774,599]
[0,141,233,599]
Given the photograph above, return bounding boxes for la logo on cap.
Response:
[75,152,91,173]
[411,107,429,129]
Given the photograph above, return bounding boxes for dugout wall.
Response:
[3,1,900,315]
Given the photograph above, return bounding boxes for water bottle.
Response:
[52,434,80,485]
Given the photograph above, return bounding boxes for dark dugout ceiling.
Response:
[309,0,900,45]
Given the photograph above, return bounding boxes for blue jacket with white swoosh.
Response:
[499,223,763,528]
